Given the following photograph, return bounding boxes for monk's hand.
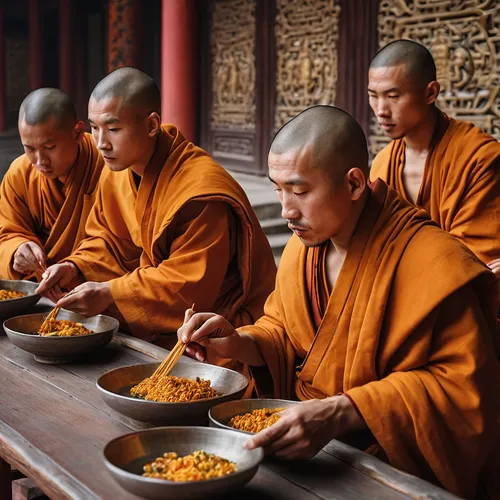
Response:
[54,281,113,317]
[12,241,46,275]
[244,395,366,460]
[178,312,238,362]
[35,262,79,298]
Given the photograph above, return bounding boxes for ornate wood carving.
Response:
[371,0,500,154]
[210,0,256,131]
[274,0,340,130]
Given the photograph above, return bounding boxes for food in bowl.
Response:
[37,319,93,337]
[130,375,220,403]
[228,407,285,433]
[143,450,237,481]
[0,290,26,300]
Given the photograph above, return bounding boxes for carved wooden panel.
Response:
[370,0,500,154]
[211,0,256,131]
[274,0,340,130]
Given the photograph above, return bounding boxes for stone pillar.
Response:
[108,0,141,71]
[29,0,43,90]
[59,0,75,98]
[161,0,196,141]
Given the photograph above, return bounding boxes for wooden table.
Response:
[0,302,461,500]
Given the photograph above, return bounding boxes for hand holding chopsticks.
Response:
[152,304,196,379]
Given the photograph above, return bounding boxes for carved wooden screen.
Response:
[370,0,500,154]
[200,0,342,175]
[274,0,340,132]
[199,0,271,174]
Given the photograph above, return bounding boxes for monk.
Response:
[178,106,500,499]
[36,67,276,352]
[0,88,104,281]
[368,39,500,280]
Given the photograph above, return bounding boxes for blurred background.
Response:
[0,0,498,260]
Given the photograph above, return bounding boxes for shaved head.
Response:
[370,39,437,88]
[270,105,369,182]
[19,88,77,128]
[90,66,161,115]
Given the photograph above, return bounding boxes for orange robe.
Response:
[0,133,104,279]
[370,110,500,265]
[66,124,277,341]
[242,180,500,499]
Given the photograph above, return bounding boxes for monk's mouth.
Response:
[380,123,395,131]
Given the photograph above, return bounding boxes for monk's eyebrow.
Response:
[367,87,399,94]
[268,173,306,186]
[88,117,120,125]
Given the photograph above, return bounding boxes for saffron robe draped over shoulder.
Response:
[66,124,277,341]
[241,180,500,499]
[0,133,104,279]
[370,110,500,265]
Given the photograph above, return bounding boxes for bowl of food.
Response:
[0,280,40,320]
[3,309,119,363]
[96,361,248,425]
[103,426,263,499]
[209,399,299,435]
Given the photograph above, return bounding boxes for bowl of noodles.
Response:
[209,399,300,435]
[96,361,249,425]
[103,426,263,499]
[3,309,119,363]
[0,280,40,320]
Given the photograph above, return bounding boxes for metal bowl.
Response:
[0,280,40,319]
[103,426,263,499]
[3,309,119,364]
[97,362,248,425]
[209,399,299,435]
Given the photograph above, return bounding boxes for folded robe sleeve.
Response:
[0,165,42,279]
[108,201,234,336]
[447,160,500,265]
[346,285,500,498]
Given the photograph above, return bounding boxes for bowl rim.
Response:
[96,362,249,407]
[3,312,119,339]
[102,425,264,486]
[208,398,300,435]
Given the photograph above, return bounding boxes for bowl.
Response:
[0,280,40,319]
[97,362,248,425]
[3,309,119,363]
[103,426,263,499]
[209,399,299,434]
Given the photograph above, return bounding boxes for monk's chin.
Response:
[300,237,328,248]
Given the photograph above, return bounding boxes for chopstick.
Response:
[152,304,196,379]
[39,305,62,332]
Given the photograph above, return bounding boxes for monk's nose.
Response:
[376,99,390,117]
[281,201,300,221]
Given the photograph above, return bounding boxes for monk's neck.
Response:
[130,133,161,177]
[403,106,438,156]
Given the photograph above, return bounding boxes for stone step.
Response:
[252,201,282,221]
[259,217,290,235]
[267,232,291,255]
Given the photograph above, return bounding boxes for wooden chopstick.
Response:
[39,306,61,332]
[151,304,196,379]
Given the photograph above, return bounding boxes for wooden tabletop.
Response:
[0,302,461,500]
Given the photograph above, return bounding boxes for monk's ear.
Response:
[147,112,161,137]
[73,120,85,144]
[426,81,440,104]
[346,167,367,201]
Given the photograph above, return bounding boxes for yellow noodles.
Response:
[0,290,26,300]
[143,450,237,481]
[228,408,285,433]
[130,375,220,402]
[37,319,93,337]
